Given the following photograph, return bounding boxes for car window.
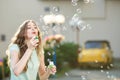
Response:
[85,42,102,49]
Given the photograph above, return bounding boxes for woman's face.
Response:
[26,21,38,40]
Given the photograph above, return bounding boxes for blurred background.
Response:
[0,0,120,80]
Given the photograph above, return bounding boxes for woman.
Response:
[6,20,56,80]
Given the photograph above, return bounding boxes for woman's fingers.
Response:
[31,36,39,46]
[28,36,39,49]
[47,66,56,75]
[51,67,56,73]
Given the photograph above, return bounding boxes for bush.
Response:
[0,57,10,79]
[44,42,79,73]
[58,42,79,67]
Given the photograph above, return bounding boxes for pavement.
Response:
[49,59,120,80]
[3,59,120,80]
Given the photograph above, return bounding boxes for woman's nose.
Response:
[32,28,35,31]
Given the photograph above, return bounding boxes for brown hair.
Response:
[6,20,43,71]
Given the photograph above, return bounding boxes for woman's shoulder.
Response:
[9,43,20,52]
[9,43,19,48]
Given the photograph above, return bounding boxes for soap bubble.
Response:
[76,8,82,14]
[72,0,79,2]
[65,72,69,76]
[39,15,44,23]
[107,75,111,78]
[84,0,90,3]
[110,63,114,67]
[106,71,109,75]
[52,51,56,55]
[95,60,98,63]
[72,13,80,20]
[87,71,90,74]
[107,66,110,69]
[52,26,57,33]
[47,59,51,62]
[86,24,92,30]
[62,26,67,31]
[71,1,78,6]
[100,70,104,72]
[81,26,86,31]
[47,52,51,56]
[84,0,95,4]
[81,75,87,80]
[44,30,48,35]
[90,0,95,3]
[52,6,59,13]
[100,66,104,69]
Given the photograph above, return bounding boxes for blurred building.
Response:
[0,0,120,59]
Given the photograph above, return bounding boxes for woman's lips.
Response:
[32,32,36,34]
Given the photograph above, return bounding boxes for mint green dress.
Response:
[9,44,40,80]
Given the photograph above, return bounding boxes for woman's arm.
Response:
[39,69,50,80]
[11,37,39,76]
[38,54,50,80]
[11,48,33,76]
[38,54,56,80]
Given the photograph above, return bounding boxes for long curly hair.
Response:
[6,20,44,71]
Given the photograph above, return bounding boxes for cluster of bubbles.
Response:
[69,13,92,31]
[39,0,94,35]
[64,59,117,79]
[39,1,119,80]
[46,49,60,61]
[100,62,118,80]
[71,0,79,6]
[64,65,118,80]
[83,0,95,4]
[100,69,118,80]
[71,0,95,6]
[64,71,88,80]
[39,7,67,36]
[46,51,55,65]
[70,0,92,31]
[39,0,95,34]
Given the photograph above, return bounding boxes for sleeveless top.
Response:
[9,44,40,80]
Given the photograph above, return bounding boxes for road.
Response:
[55,69,120,80]
[4,59,120,80]
[50,59,120,80]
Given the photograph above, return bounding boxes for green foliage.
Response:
[44,42,79,73]
[58,42,79,67]
[0,57,10,79]
[0,42,79,79]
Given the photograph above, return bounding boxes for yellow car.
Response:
[78,40,113,68]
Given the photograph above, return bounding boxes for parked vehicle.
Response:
[78,40,113,68]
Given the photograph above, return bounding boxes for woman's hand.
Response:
[27,36,39,50]
[47,65,57,75]
[39,65,57,80]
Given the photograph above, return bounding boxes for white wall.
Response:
[0,0,120,58]
[80,0,120,58]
